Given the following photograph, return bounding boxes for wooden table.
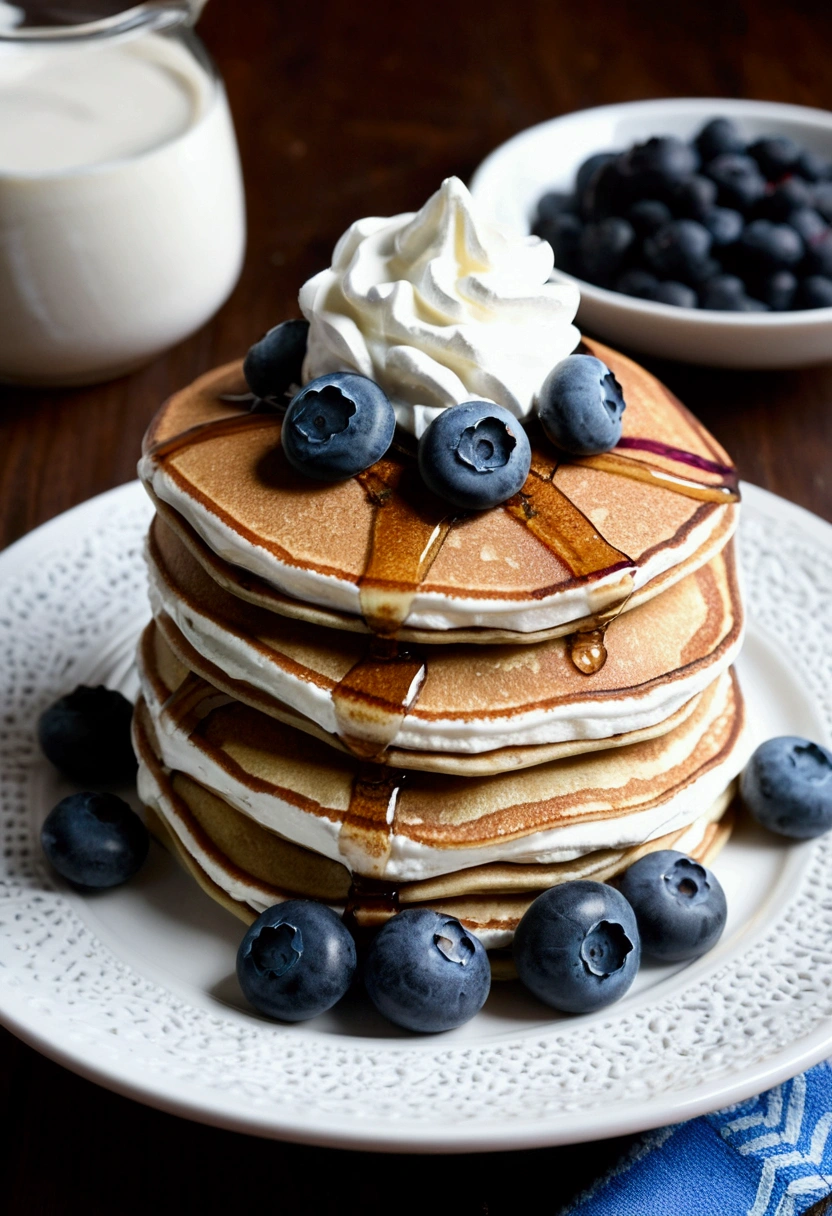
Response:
[3,1,832,1209]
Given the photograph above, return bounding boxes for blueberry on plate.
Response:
[418,401,531,510]
[647,280,699,308]
[643,219,715,284]
[237,900,356,1021]
[41,791,149,889]
[575,151,616,200]
[699,273,750,310]
[38,685,136,784]
[617,850,727,963]
[795,275,832,309]
[694,117,745,163]
[702,206,744,247]
[626,199,672,237]
[538,355,626,455]
[282,372,395,481]
[243,319,310,401]
[748,135,801,180]
[705,153,767,212]
[579,157,630,221]
[741,736,832,838]
[671,174,718,220]
[798,149,832,183]
[363,908,491,1032]
[756,176,813,221]
[759,270,798,311]
[618,136,699,196]
[513,881,640,1013]
[578,217,635,285]
[787,206,828,245]
[739,219,804,273]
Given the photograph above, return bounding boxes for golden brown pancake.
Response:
[138,339,739,640]
[145,512,743,767]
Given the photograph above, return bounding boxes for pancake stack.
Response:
[132,335,748,961]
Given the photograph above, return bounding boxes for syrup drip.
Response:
[145,411,280,462]
[573,449,740,503]
[332,637,426,760]
[356,461,455,636]
[338,764,404,877]
[568,628,608,675]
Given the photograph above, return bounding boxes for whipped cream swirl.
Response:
[298,177,580,437]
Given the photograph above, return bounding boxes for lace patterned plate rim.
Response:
[0,479,831,1154]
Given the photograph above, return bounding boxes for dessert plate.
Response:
[0,479,831,1153]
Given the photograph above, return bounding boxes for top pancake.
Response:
[139,339,739,638]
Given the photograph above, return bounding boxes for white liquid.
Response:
[0,34,245,385]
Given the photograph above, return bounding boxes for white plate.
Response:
[1,480,831,1153]
[469,97,832,367]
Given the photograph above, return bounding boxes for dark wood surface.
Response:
[3,1,832,1210]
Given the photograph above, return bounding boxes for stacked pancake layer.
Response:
[134,339,749,949]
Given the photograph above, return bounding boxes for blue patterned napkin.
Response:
[561,1063,832,1216]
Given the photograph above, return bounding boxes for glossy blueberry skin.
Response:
[705,153,767,212]
[700,273,746,310]
[282,373,395,482]
[618,136,699,196]
[236,901,356,1022]
[671,174,718,220]
[739,219,804,273]
[648,280,698,308]
[626,198,671,237]
[757,176,813,222]
[579,217,635,284]
[576,151,616,201]
[760,270,798,311]
[741,736,832,839]
[538,355,626,455]
[796,275,832,309]
[41,791,149,889]
[788,206,828,245]
[418,401,531,510]
[748,135,801,180]
[798,149,832,183]
[702,207,744,247]
[643,220,715,284]
[364,909,491,1032]
[513,881,640,1014]
[618,850,727,963]
[243,319,310,400]
[695,118,745,163]
[38,685,136,784]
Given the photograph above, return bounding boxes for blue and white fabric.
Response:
[562,1063,832,1216]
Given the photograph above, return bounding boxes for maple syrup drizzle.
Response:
[616,436,737,478]
[573,449,740,503]
[339,764,405,878]
[356,461,456,636]
[145,411,280,462]
[332,636,426,760]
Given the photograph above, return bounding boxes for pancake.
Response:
[138,339,739,639]
[136,621,749,881]
[134,700,735,949]
[146,512,744,762]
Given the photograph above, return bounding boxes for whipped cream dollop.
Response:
[298,177,581,436]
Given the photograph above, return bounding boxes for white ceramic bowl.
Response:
[469,97,832,367]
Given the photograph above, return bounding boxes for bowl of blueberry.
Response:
[469,97,832,367]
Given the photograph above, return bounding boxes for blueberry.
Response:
[748,136,801,180]
[236,900,356,1021]
[575,151,616,200]
[243,320,310,401]
[578,217,635,285]
[795,275,832,308]
[813,182,832,223]
[618,136,699,198]
[805,230,832,277]
[671,174,718,220]
[788,207,828,245]
[535,190,576,223]
[626,199,672,237]
[739,219,804,272]
[281,373,395,482]
[742,737,832,838]
[579,157,630,221]
[643,219,714,284]
[618,850,727,963]
[513,881,640,1013]
[38,685,136,784]
[702,206,744,246]
[418,401,531,510]
[647,280,699,308]
[759,270,798,310]
[363,909,491,1032]
[695,118,745,162]
[535,211,583,274]
[798,149,832,183]
[41,791,149,889]
[706,153,767,212]
[538,355,625,455]
[756,176,813,221]
[615,268,659,299]
[700,274,748,310]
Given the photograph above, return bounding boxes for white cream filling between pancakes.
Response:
[142,456,737,635]
[140,664,751,882]
[147,556,744,753]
